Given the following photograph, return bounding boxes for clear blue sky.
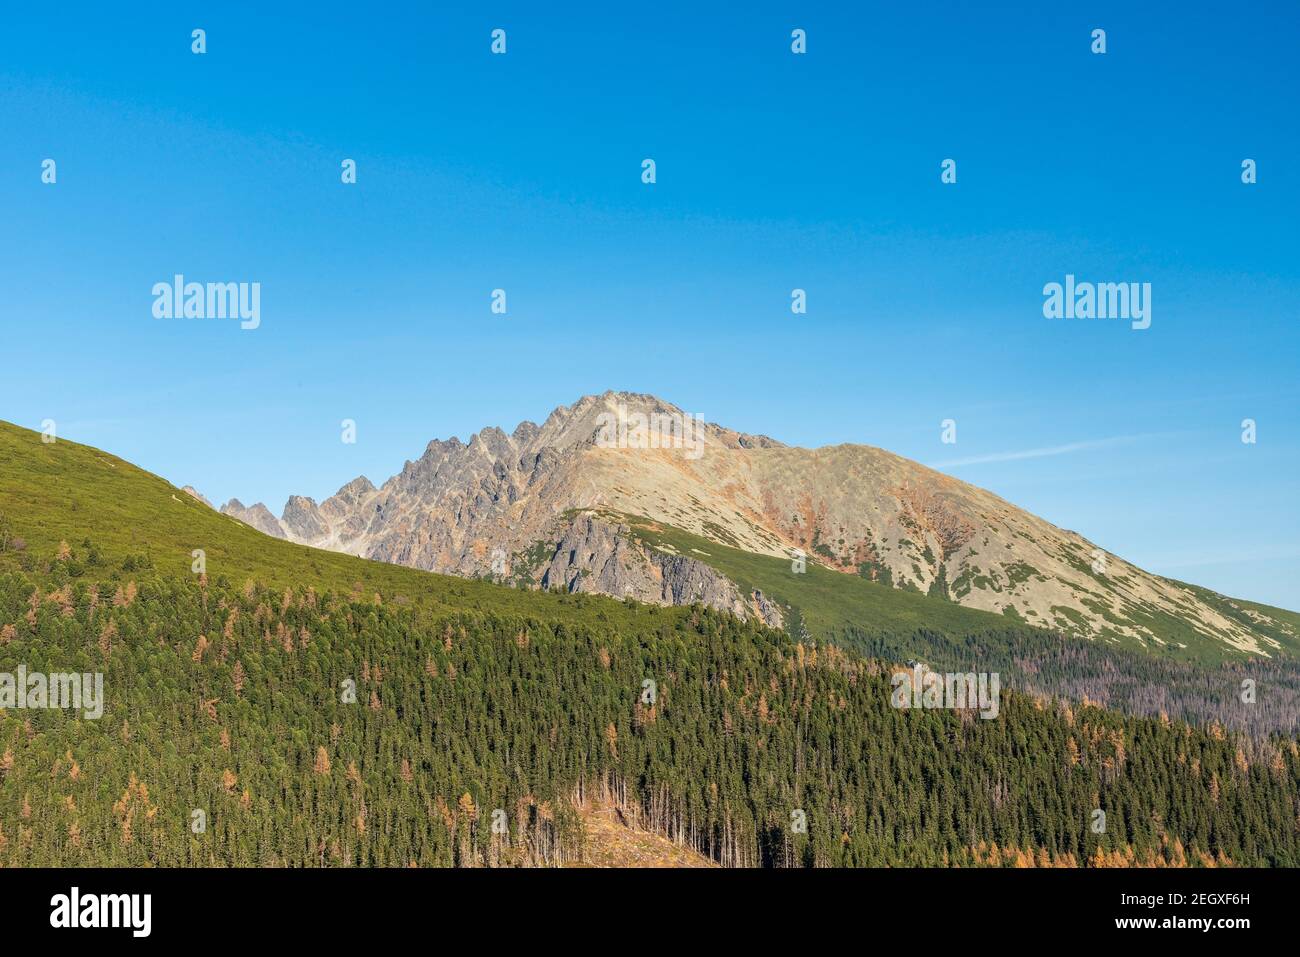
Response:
[2,2,1297,608]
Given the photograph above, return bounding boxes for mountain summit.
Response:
[219,391,1297,659]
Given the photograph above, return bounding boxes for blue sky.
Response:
[1,2,1297,607]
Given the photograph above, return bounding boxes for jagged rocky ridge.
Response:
[207,391,1298,655]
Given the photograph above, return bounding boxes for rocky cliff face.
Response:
[181,486,214,509]
[282,495,328,541]
[220,391,1295,656]
[220,498,286,539]
[528,512,783,628]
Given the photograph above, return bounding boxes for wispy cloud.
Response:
[1143,544,1300,571]
[928,433,1156,469]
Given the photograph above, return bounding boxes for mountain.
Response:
[234,392,1300,663]
[220,498,287,539]
[3,418,1299,868]
[181,486,213,509]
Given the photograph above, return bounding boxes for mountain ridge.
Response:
[6,416,1300,734]
[192,391,1296,660]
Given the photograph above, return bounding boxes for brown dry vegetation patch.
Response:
[570,801,717,868]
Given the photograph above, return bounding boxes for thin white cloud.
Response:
[929,433,1151,468]
[1145,544,1300,571]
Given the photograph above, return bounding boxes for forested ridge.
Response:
[843,625,1300,739]
[1,545,1298,867]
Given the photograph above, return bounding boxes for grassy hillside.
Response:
[0,421,661,630]
[1176,580,1300,657]
[606,511,1300,666]
[612,511,1018,637]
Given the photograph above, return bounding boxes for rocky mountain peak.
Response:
[218,391,1291,657]
[282,495,328,541]
[221,499,287,539]
[332,476,376,500]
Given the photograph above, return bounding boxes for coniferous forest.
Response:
[2,558,1298,868]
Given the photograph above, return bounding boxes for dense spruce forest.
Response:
[1,537,1299,867]
[842,625,1300,739]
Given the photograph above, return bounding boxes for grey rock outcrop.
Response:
[282,495,329,541]
[531,513,785,628]
[220,498,287,539]
[181,486,214,509]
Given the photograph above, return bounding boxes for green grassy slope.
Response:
[0,421,653,629]
[609,511,1012,637]
[603,512,1300,665]
[1176,580,1300,655]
